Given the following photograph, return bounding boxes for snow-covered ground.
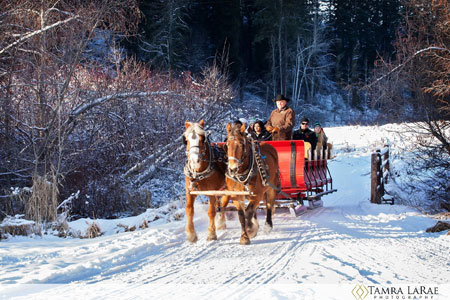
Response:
[0,124,449,299]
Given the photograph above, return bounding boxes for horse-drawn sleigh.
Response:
[183,120,336,245]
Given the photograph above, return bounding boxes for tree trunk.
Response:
[278,0,284,94]
[271,35,277,97]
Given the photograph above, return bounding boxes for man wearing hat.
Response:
[265,94,295,140]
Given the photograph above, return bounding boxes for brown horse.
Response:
[183,120,229,243]
[225,122,280,245]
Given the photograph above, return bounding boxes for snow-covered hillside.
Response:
[0,123,449,300]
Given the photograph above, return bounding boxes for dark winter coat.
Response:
[265,106,295,140]
[250,130,272,141]
[293,127,317,150]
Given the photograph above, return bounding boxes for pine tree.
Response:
[328,0,401,107]
[139,0,191,70]
[253,0,311,97]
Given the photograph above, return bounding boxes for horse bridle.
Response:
[184,133,215,183]
[185,132,209,161]
[226,135,248,168]
[226,135,256,185]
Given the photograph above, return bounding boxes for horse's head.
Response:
[225,122,248,175]
[184,119,207,171]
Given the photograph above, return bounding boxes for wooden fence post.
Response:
[371,145,392,204]
[377,149,384,198]
[370,152,380,204]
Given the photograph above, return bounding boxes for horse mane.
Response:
[185,122,206,138]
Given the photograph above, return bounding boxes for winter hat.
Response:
[239,118,248,125]
[273,94,290,102]
[314,121,321,128]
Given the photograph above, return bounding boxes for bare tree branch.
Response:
[365,47,450,90]
[68,91,186,120]
[0,15,79,55]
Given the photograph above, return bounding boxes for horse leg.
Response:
[264,188,277,234]
[207,196,217,241]
[216,195,229,230]
[245,196,260,239]
[234,198,250,245]
[185,187,198,243]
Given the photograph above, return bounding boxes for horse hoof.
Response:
[264,223,273,234]
[240,236,251,245]
[246,218,259,238]
[186,233,198,243]
[247,227,258,239]
[207,233,217,241]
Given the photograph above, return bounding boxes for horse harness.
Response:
[185,133,285,197]
[226,138,294,200]
[226,137,271,189]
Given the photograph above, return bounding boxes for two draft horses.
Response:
[183,120,279,245]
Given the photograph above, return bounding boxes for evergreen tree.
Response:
[253,0,311,97]
[328,0,401,107]
[139,0,191,70]
[292,0,335,107]
[182,0,244,79]
[208,0,242,78]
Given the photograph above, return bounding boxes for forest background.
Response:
[0,0,449,229]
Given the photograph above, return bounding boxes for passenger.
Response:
[313,121,328,151]
[265,94,295,141]
[247,118,257,136]
[293,117,317,150]
[250,120,272,141]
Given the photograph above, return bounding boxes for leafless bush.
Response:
[25,174,59,224]
[0,0,140,222]
[0,224,33,238]
[140,219,148,229]
[83,222,102,239]
[53,220,69,238]
[0,215,38,238]
[117,223,136,232]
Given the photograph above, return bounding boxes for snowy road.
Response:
[1,125,449,299]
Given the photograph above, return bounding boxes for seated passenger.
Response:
[265,94,295,141]
[247,118,257,134]
[250,120,272,141]
[293,117,317,150]
[313,121,328,151]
